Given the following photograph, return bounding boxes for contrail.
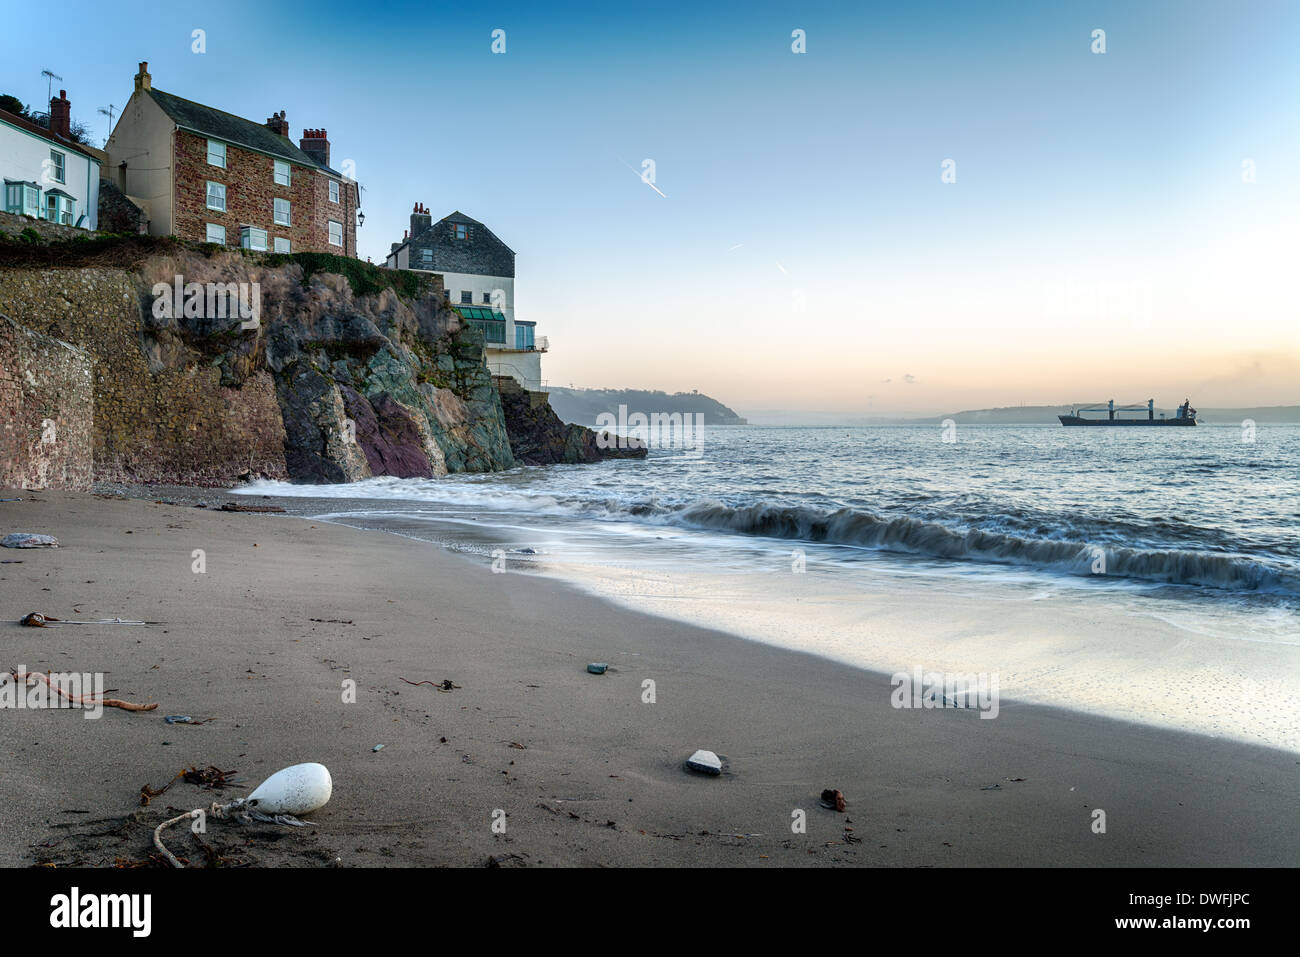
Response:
[618,158,667,198]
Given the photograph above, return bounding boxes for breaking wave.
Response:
[671,501,1300,595]
[239,477,1300,597]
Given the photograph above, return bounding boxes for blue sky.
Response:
[5,0,1298,415]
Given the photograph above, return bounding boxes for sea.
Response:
[235,424,1300,751]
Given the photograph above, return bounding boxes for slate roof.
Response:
[0,109,101,162]
[146,89,321,168]
[398,211,516,279]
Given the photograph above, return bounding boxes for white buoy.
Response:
[246,762,333,816]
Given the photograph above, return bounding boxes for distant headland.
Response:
[549,387,748,426]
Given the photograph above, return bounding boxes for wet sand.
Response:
[1,489,1295,867]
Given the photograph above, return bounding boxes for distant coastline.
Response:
[744,405,1300,427]
[549,386,748,426]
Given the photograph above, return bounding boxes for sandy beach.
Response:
[1,488,1296,868]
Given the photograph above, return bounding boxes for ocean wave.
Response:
[672,501,1300,595]
[238,478,1300,595]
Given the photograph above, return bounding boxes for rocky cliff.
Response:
[0,236,515,484]
[496,375,646,465]
[0,234,645,485]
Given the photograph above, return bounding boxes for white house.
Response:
[386,206,546,391]
[0,91,100,230]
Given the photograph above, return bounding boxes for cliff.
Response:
[496,376,647,465]
[0,236,515,484]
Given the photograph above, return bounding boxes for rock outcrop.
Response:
[495,375,646,465]
[0,239,515,483]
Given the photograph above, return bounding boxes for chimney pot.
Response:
[298,126,330,166]
[49,89,72,139]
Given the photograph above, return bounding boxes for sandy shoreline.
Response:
[1,488,1295,867]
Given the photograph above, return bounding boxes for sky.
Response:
[5,0,1298,418]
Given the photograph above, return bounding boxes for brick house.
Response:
[104,63,359,255]
[385,207,547,390]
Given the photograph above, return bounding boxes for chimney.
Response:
[49,90,71,140]
[134,62,152,93]
[265,110,289,137]
[410,202,431,237]
[299,128,330,168]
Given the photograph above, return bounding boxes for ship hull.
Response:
[1058,415,1196,426]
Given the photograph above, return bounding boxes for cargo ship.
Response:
[1059,398,1197,426]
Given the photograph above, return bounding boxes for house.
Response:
[1,90,101,229]
[385,206,546,390]
[104,62,359,255]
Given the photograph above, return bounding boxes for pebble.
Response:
[685,749,722,775]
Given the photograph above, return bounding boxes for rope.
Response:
[152,809,200,869]
[152,800,245,868]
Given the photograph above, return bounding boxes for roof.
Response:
[145,89,322,168]
[0,109,102,163]
[454,306,505,321]
[443,210,485,228]
[393,210,516,278]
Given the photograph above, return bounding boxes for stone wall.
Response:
[0,210,92,244]
[0,265,288,484]
[0,314,94,490]
[97,179,149,235]
[0,241,515,485]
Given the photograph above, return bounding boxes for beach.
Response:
[1,488,1295,867]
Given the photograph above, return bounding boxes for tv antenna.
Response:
[40,69,63,105]
[98,104,117,140]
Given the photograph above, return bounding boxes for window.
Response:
[205,223,226,245]
[274,198,291,226]
[454,223,467,240]
[274,237,290,253]
[48,150,65,184]
[206,181,226,211]
[328,220,343,247]
[44,192,75,225]
[274,160,290,187]
[420,248,432,266]
[515,324,535,350]
[458,308,507,344]
[207,140,226,168]
[328,180,340,204]
[3,182,36,215]
[460,290,473,305]
[240,226,268,251]
[482,292,492,304]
